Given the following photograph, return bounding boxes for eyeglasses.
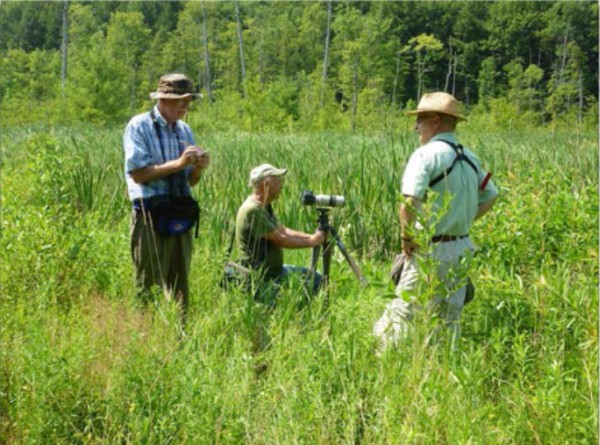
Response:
[176,98,193,108]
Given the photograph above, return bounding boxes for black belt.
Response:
[431,234,468,243]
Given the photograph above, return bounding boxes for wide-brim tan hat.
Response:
[150,73,203,100]
[249,163,288,187]
[406,92,467,121]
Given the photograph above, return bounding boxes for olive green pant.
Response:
[130,210,193,315]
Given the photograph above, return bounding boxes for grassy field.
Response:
[1,122,598,444]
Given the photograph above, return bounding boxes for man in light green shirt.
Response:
[235,164,325,304]
[374,92,498,350]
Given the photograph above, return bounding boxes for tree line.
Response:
[0,1,597,131]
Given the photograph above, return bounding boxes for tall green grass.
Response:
[1,123,597,444]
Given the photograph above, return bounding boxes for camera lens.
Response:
[301,190,345,208]
[314,194,345,208]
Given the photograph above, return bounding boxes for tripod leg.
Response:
[307,245,321,292]
[322,237,334,288]
[329,227,368,287]
[321,237,334,309]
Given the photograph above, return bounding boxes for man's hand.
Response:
[310,229,326,247]
[180,146,209,169]
[192,150,210,171]
[402,237,419,257]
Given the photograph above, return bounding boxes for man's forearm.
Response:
[280,235,315,249]
[400,196,420,256]
[266,227,321,249]
[400,197,419,238]
[281,226,311,239]
[130,159,184,184]
[475,195,498,220]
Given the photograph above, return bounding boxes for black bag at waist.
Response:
[133,195,200,237]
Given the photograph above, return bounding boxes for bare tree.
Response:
[351,61,358,132]
[392,54,401,105]
[60,0,69,98]
[321,0,332,104]
[444,37,452,92]
[451,53,458,96]
[577,70,583,126]
[234,0,247,98]
[557,31,569,87]
[201,1,212,101]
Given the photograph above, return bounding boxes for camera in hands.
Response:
[301,190,345,208]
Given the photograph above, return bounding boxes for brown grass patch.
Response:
[78,293,152,392]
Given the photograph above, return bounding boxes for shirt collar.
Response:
[152,105,178,131]
[431,132,457,143]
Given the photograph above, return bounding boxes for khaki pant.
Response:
[130,210,193,315]
[373,237,475,350]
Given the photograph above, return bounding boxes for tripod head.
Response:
[315,208,332,232]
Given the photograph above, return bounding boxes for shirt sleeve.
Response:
[478,176,499,205]
[471,152,499,204]
[247,207,278,239]
[401,150,430,199]
[124,120,153,173]
[177,123,196,181]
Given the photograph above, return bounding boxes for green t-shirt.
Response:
[235,196,283,278]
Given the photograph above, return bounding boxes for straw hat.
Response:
[406,92,467,121]
[149,73,203,100]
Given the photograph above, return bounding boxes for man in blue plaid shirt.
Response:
[124,73,210,317]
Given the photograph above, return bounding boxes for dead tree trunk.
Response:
[60,0,69,98]
[234,0,247,98]
[451,53,457,96]
[392,55,401,105]
[201,1,212,101]
[351,60,358,132]
[321,0,332,104]
[444,37,453,92]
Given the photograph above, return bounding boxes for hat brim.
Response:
[406,109,467,121]
[269,168,288,177]
[150,92,203,100]
[248,168,288,187]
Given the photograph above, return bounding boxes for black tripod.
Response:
[308,208,368,293]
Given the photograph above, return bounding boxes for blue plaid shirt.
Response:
[124,105,196,202]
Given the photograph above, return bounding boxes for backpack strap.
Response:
[428,139,479,188]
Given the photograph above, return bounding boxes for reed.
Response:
[1,124,597,444]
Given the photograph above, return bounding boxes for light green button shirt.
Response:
[401,132,498,237]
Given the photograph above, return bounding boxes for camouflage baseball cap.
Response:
[149,73,203,100]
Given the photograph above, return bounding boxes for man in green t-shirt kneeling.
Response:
[235,163,326,305]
